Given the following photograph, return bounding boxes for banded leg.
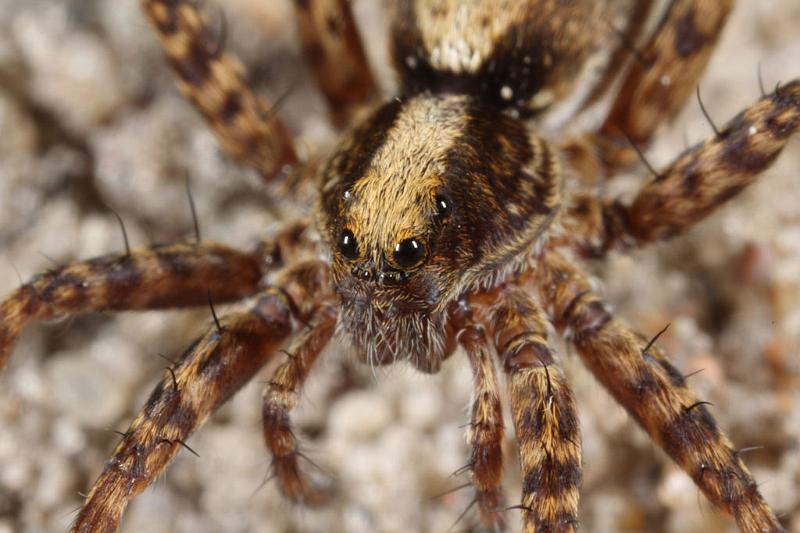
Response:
[141,0,297,181]
[0,241,265,368]
[73,289,295,532]
[486,288,581,533]
[561,81,800,254]
[531,250,783,532]
[293,0,377,127]
[602,0,734,145]
[565,0,734,178]
[262,302,337,504]
[577,0,656,113]
[457,324,506,530]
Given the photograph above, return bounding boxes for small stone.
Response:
[45,350,128,426]
[329,390,392,441]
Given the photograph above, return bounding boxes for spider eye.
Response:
[339,229,359,260]
[435,194,451,218]
[393,238,426,270]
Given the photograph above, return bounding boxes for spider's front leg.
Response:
[73,287,294,532]
[478,288,582,533]
[0,241,268,368]
[73,259,332,532]
[532,250,784,532]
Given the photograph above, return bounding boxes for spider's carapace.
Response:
[320,0,595,372]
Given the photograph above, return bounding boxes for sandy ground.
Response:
[0,1,798,532]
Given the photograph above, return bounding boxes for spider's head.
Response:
[318,94,560,371]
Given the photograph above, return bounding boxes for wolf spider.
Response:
[1,0,798,531]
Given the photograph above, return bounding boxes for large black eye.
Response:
[435,194,451,218]
[339,229,359,260]
[393,238,425,269]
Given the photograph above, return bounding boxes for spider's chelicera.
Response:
[1,1,798,532]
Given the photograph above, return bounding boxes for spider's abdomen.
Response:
[391,0,598,113]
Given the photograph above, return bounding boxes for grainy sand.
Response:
[0,1,798,532]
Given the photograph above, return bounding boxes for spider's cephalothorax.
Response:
[319,0,594,371]
[320,93,561,372]
[1,0,799,531]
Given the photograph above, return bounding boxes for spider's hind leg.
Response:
[565,0,734,178]
[141,0,297,181]
[533,251,784,532]
[293,0,377,127]
[601,0,735,147]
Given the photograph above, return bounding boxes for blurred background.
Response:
[0,1,798,531]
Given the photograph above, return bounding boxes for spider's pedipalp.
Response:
[457,323,507,530]
[141,0,297,181]
[532,250,784,532]
[73,288,295,532]
[0,242,265,369]
[483,287,581,533]
[262,302,338,505]
[293,0,377,127]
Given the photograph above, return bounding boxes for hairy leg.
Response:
[564,0,734,179]
[293,0,377,127]
[602,0,735,145]
[72,288,295,532]
[576,0,656,114]
[531,250,783,532]
[482,288,581,533]
[560,81,800,255]
[141,0,297,181]
[456,323,506,530]
[262,302,338,504]
[0,241,266,368]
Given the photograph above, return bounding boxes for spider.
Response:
[1,0,798,531]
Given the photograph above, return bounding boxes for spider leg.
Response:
[602,0,734,145]
[566,0,734,178]
[293,0,377,127]
[72,288,295,532]
[576,0,656,114]
[561,80,800,255]
[531,250,784,532]
[0,241,268,369]
[456,323,507,530]
[141,0,298,181]
[481,287,581,533]
[262,302,338,505]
